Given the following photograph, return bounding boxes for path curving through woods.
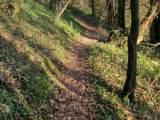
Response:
[50,17,108,120]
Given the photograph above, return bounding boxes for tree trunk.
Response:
[118,0,125,29]
[154,13,160,43]
[122,0,140,102]
[150,0,156,43]
[49,0,53,9]
[91,0,96,18]
[150,22,156,43]
[137,0,160,44]
[106,0,115,23]
[55,0,72,21]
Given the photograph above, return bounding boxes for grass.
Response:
[88,42,160,119]
[0,0,85,119]
[0,0,160,119]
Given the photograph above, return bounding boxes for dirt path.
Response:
[51,18,108,120]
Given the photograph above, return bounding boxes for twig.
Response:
[139,42,160,47]
[148,77,158,88]
[137,80,159,111]
[139,42,160,54]
[154,90,160,97]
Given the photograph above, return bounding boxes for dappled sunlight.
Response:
[1,0,160,119]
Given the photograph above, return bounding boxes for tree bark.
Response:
[49,0,53,9]
[150,0,156,43]
[106,0,115,23]
[154,13,160,43]
[122,0,140,102]
[91,0,96,18]
[118,0,125,29]
[55,0,72,21]
[137,0,160,44]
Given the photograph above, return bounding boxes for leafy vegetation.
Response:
[88,42,160,119]
[0,0,85,119]
[0,0,160,119]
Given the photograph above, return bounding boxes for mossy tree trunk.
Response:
[122,0,140,102]
[91,0,96,18]
[118,0,125,29]
[55,0,72,21]
[137,0,160,44]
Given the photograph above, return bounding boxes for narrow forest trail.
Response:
[51,18,109,120]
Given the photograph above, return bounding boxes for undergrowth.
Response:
[88,42,160,119]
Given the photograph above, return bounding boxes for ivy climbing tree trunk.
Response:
[91,0,96,18]
[55,0,72,21]
[122,0,140,102]
[118,0,125,29]
[137,0,160,44]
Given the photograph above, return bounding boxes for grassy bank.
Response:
[88,42,160,119]
[0,0,85,119]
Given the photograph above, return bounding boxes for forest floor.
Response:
[50,17,109,119]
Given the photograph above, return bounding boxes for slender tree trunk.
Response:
[91,0,96,18]
[106,0,115,23]
[55,0,72,21]
[154,13,160,43]
[118,0,125,29]
[137,0,160,44]
[150,22,156,43]
[49,0,53,9]
[150,0,156,43]
[122,0,140,102]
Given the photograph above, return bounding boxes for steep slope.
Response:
[0,0,108,119]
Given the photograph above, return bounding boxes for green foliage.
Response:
[109,28,130,47]
[0,0,85,119]
[0,0,21,20]
[88,42,160,119]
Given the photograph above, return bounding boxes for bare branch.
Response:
[139,42,160,47]
[137,80,159,111]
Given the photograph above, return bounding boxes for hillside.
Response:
[0,0,160,120]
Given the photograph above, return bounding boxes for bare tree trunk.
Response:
[55,0,72,21]
[154,13,160,43]
[150,0,156,43]
[122,0,140,102]
[106,0,115,23]
[91,0,96,18]
[49,0,53,9]
[137,0,160,44]
[118,0,125,29]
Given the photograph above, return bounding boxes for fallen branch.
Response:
[148,77,158,88]
[139,42,160,54]
[139,42,160,47]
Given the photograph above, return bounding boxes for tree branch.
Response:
[139,42,160,47]
[137,78,159,112]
